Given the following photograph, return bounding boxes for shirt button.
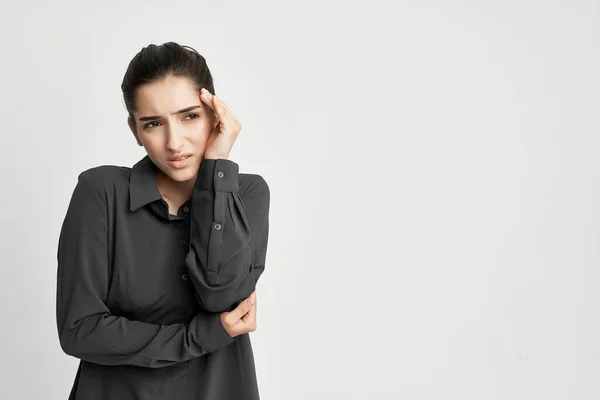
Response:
[217,171,224,178]
[214,223,222,231]
[179,239,186,246]
[181,273,189,281]
[179,308,188,317]
[183,206,189,213]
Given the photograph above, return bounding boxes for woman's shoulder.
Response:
[76,163,132,191]
[63,163,133,209]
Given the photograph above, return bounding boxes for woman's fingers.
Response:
[220,292,257,337]
[227,296,254,322]
[199,88,222,115]
[200,88,241,129]
[199,88,215,110]
[242,291,257,324]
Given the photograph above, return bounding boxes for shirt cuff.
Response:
[196,158,239,192]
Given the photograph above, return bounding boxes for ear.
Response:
[128,117,143,147]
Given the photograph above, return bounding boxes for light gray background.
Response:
[0,1,598,399]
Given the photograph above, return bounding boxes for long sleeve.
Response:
[185,158,270,313]
[56,172,235,369]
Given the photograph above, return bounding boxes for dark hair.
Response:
[121,41,216,130]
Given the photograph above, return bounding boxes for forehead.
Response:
[134,75,198,113]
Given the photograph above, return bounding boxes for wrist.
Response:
[204,152,229,160]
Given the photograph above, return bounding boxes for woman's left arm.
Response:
[185,157,270,313]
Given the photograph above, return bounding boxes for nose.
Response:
[166,124,184,152]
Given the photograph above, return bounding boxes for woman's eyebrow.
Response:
[138,105,202,121]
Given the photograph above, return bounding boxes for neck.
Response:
[155,169,195,206]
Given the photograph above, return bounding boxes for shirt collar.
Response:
[129,155,163,212]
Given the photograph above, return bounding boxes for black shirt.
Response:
[55,155,270,399]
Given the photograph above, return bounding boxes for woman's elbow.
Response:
[58,316,100,359]
[58,327,81,357]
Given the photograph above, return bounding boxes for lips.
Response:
[169,154,192,161]
[167,154,193,169]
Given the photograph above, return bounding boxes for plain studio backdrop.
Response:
[0,1,598,399]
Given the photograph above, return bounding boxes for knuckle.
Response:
[222,320,232,330]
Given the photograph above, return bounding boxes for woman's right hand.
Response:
[220,291,257,337]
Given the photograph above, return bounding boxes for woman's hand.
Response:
[200,87,241,160]
[220,291,257,337]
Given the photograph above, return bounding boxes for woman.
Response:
[56,42,270,399]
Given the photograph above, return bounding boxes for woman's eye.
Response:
[143,114,197,130]
[144,121,160,129]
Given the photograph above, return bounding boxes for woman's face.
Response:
[128,74,217,183]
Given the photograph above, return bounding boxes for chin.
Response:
[168,168,197,182]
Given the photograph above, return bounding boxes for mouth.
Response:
[167,153,193,168]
